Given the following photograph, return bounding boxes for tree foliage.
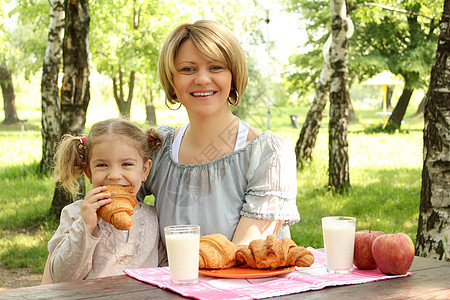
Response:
[89,0,193,118]
[4,0,49,78]
[1,0,270,123]
[1,0,49,123]
[284,0,443,97]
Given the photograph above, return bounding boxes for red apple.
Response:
[353,229,385,269]
[372,233,415,275]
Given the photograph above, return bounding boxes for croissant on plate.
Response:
[235,234,314,269]
[98,185,137,230]
[199,234,237,269]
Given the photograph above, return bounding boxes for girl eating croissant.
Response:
[42,118,163,283]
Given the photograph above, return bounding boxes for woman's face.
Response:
[172,39,233,119]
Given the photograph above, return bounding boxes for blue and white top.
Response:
[138,118,300,245]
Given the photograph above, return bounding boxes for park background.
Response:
[0,0,445,289]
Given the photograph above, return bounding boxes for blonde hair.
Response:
[53,118,162,197]
[158,20,248,107]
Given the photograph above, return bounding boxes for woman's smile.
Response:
[191,91,216,97]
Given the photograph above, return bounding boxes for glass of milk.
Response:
[322,216,356,274]
[164,225,200,284]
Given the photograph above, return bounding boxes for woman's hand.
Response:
[231,216,284,245]
[80,186,112,234]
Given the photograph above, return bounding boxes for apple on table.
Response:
[372,232,415,275]
[353,229,385,270]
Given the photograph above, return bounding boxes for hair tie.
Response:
[147,134,155,143]
[78,137,86,160]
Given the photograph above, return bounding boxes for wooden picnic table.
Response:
[0,255,448,299]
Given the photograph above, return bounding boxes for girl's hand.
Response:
[80,186,112,234]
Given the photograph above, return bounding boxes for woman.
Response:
[139,20,300,246]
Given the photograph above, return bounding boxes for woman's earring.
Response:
[228,89,239,106]
[165,96,182,110]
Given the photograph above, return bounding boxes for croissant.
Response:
[98,185,137,230]
[199,234,237,269]
[235,234,314,269]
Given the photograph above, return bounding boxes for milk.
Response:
[322,217,356,273]
[165,228,200,284]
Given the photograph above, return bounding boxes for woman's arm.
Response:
[235,133,299,245]
[231,216,284,245]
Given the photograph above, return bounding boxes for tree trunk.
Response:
[144,88,157,126]
[51,181,83,219]
[415,96,425,115]
[0,61,20,124]
[348,98,357,123]
[60,0,90,135]
[416,0,450,261]
[112,68,135,119]
[40,0,65,172]
[295,52,331,168]
[386,86,393,109]
[328,0,350,192]
[50,0,90,219]
[387,82,414,129]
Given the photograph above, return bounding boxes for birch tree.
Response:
[50,0,90,218]
[416,0,450,261]
[328,0,350,191]
[40,0,64,172]
[294,19,354,168]
[294,46,331,168]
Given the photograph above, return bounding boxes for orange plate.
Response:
[199,265,295,279]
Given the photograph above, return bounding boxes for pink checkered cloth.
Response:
[124,248,411,300]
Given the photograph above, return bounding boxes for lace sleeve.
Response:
[241,134,300,226]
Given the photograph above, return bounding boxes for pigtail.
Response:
[53,134,87,197]
[146,128,162,157]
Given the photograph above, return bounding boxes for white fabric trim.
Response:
[234,118,250,151]
[171,123,189,163]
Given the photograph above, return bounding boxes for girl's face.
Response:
[86,136,151,195]
[172,39,233,119]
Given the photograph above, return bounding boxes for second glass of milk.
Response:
[322,216,356,274]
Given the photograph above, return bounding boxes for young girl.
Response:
[42,118,162,283]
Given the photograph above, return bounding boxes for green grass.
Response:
[290,132,421,248]
[0,104,424,275]
[0,129,56,272]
